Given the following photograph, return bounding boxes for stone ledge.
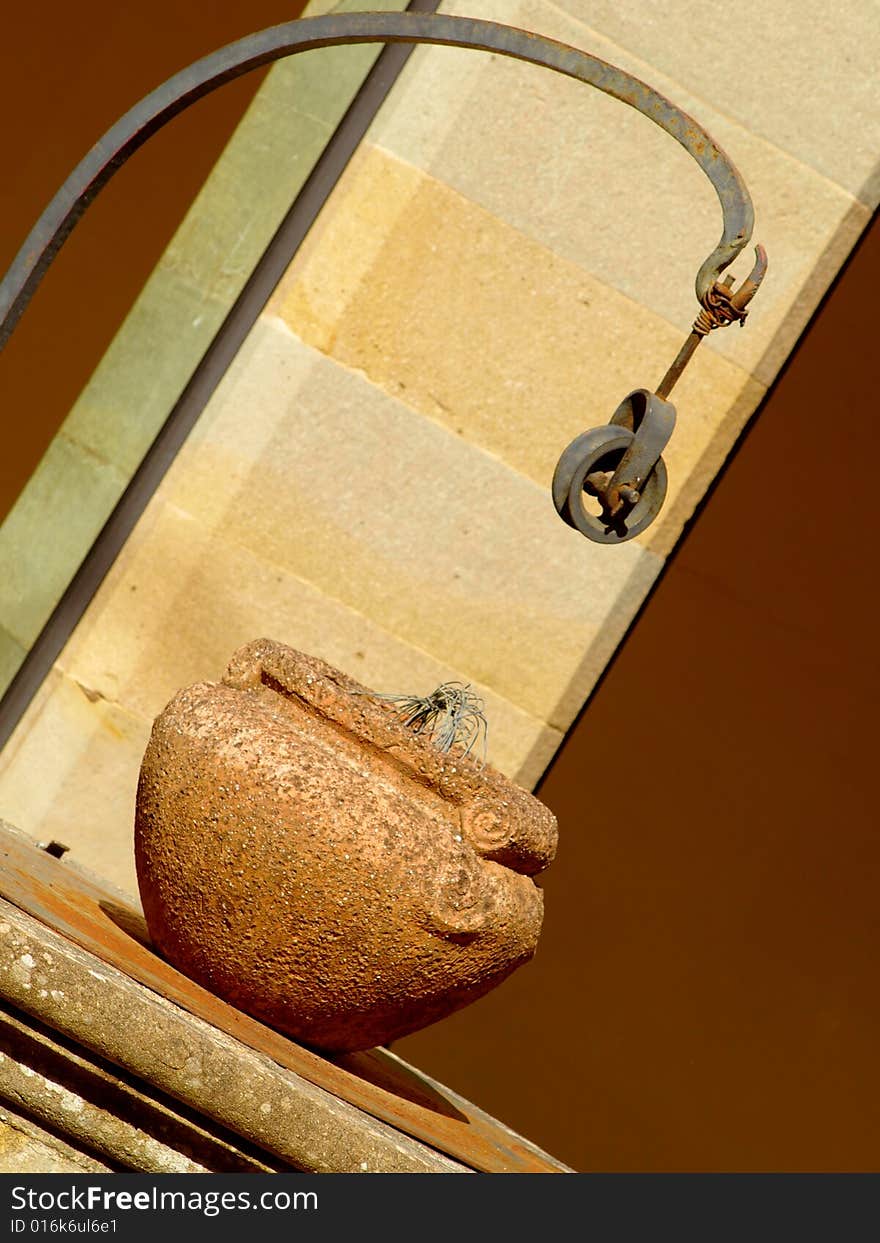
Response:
[0,897,467,1174]
[0,822,571,1173]
[0,1102,111,1174]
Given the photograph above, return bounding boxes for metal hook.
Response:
[730,243,769,310]
[697,243,768,333]
[654,242,769,402]
[726,244,769,332]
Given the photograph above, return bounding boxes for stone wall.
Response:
[0,0,876,894]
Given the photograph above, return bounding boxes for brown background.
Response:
[2,4,878,1172]
[401,217,880,1172]
[0,0,307,522]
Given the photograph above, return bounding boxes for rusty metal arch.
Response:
[0,9,760,350]
[0,8,769,743]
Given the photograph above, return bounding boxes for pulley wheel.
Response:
[552,425,667,544]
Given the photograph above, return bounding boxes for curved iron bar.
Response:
[0,10,757,353]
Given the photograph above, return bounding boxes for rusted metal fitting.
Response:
[553,390,675,543]
[554,241,767,544]
[694,243,769,335]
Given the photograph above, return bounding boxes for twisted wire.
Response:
[692,282,749,336]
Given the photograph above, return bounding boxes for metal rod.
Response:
[0,2,441,750]
[656,331,703,399]
[0,11,757,353]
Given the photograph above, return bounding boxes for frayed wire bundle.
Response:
[364,681,489,768]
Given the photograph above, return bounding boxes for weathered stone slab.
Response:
[0,897,468,1173]
[374,0,870,383]
[557,0,880,206]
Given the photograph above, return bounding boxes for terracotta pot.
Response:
[135,639,557,1052]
